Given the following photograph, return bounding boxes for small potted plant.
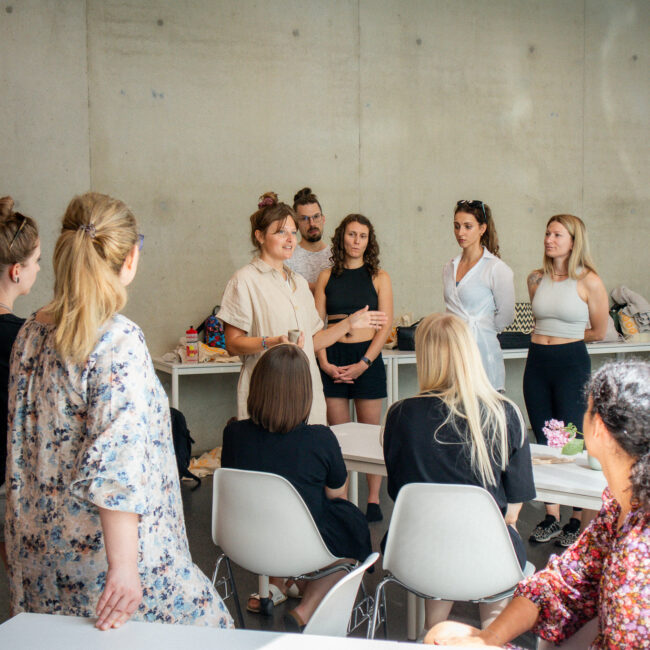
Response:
[543,419,601,470]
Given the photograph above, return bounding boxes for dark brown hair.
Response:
[293,187,322,212]
[330,214,380,277]
[0,196,40,273]
[249,191,297,251]
[247,344,312,433]
[454,200,500,257]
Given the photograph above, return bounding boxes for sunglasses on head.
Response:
[456,200,487,221]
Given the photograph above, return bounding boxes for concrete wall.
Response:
[2,0,648,450]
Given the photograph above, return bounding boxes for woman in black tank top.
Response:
[314,214,393,522]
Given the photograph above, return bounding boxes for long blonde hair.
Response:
[50,193,138,363]
[415,313,525,487]
[542,214,597,279]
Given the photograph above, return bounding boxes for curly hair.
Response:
[585,360,650,510]
[330,214,380,277]
[293,187,321,212]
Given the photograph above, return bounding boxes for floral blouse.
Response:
[5,315,233,628]
[514,488,650,648]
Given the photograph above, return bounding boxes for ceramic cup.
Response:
[288,329,301,343]
[587,453,603,471]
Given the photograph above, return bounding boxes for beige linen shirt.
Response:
[218,257,327,425]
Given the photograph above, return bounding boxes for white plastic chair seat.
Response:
[212,467,341,578]
[303,552,380,637]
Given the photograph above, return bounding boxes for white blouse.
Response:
[443,248,515,391]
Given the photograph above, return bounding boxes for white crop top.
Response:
[532,274,589,339]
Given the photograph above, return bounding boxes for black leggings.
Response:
[523,341,590,512]
[523,341,591,443]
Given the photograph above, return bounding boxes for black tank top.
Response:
[325,266,378,323]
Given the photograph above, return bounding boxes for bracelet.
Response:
[261,336,268,350]
[361,356,372,366]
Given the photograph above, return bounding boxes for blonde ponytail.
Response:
[50,193,137,364]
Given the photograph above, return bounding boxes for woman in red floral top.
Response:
[425,359,650,649]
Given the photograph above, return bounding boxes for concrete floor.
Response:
[0,477,573,646]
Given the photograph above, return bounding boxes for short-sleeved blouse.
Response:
[218,257,326,424]
[443,248,515,391]
[221,419,371,562]
[5,314,233,628]
[383,396,536,513]
[514,488,650,649]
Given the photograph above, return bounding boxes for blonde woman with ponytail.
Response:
[5,193,233,630]
[382,313,535,632]
[443,200,515,391]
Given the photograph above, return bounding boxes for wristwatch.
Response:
[361,356,372,367]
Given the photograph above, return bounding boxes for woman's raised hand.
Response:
[349,305,388,331]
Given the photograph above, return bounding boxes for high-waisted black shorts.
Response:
[320,341,387,400]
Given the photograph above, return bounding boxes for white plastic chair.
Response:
[303,552,380,637]
[369,482,536,639]
[211,468,357,628]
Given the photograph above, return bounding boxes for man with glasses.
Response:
[287,187,332,294]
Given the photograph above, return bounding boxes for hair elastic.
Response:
[258,197,275,209]
[78,223,96,238]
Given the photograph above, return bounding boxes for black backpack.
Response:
[170,407,201,490]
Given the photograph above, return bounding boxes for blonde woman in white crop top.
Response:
[524,214,608,549]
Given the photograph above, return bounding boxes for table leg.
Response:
[385,358,393,406]
[348,470,359,507]
[392,358,399,403]
[407,592,417,640]
[171,370,179,410]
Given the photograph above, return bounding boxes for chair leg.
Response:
[368,578,389,639]
[224,557,245,628]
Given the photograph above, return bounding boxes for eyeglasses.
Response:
[137,234,144,250]
[8,214,27,250]
[299,213,322,223]
[456,200,487,221]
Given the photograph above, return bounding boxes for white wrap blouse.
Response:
[443,248,515,391]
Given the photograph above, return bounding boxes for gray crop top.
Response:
[532,274,589,339]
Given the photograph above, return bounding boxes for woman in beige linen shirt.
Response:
[218,192,387,425]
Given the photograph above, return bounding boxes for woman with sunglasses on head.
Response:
[314,214,393,523]
[443,200,514,392]
[219,194,387,428]
[383,313,535,632]
[426,360,650,649]
[0,197,41,570]
[221,344,371,632]
[5,193,233,630]
[524,215,608,548]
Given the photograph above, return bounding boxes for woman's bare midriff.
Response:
[327,314,375,344]
[531,334,582,345]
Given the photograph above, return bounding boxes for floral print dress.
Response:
[5,314,233,628]
[514,488,649,648]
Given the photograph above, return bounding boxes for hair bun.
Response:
[258,191,278,210]
[293,187,312,203]
[0,196,15,219]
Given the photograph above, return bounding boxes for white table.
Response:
[383,341,650,404]
[331,423,607,511]
[0,613,455,649]
[154,355,394,410]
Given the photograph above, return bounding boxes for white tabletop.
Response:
[0,613,467,649]
[332,422,607,510]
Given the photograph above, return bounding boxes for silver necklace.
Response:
[0,302,13,313]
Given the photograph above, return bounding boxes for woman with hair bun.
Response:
[218,193,387,427]
[0,196,41,569]
[443,200,515,392]
[427,359,650,649]
[5,193,233,630]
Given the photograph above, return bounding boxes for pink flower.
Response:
[543,419,569,448]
